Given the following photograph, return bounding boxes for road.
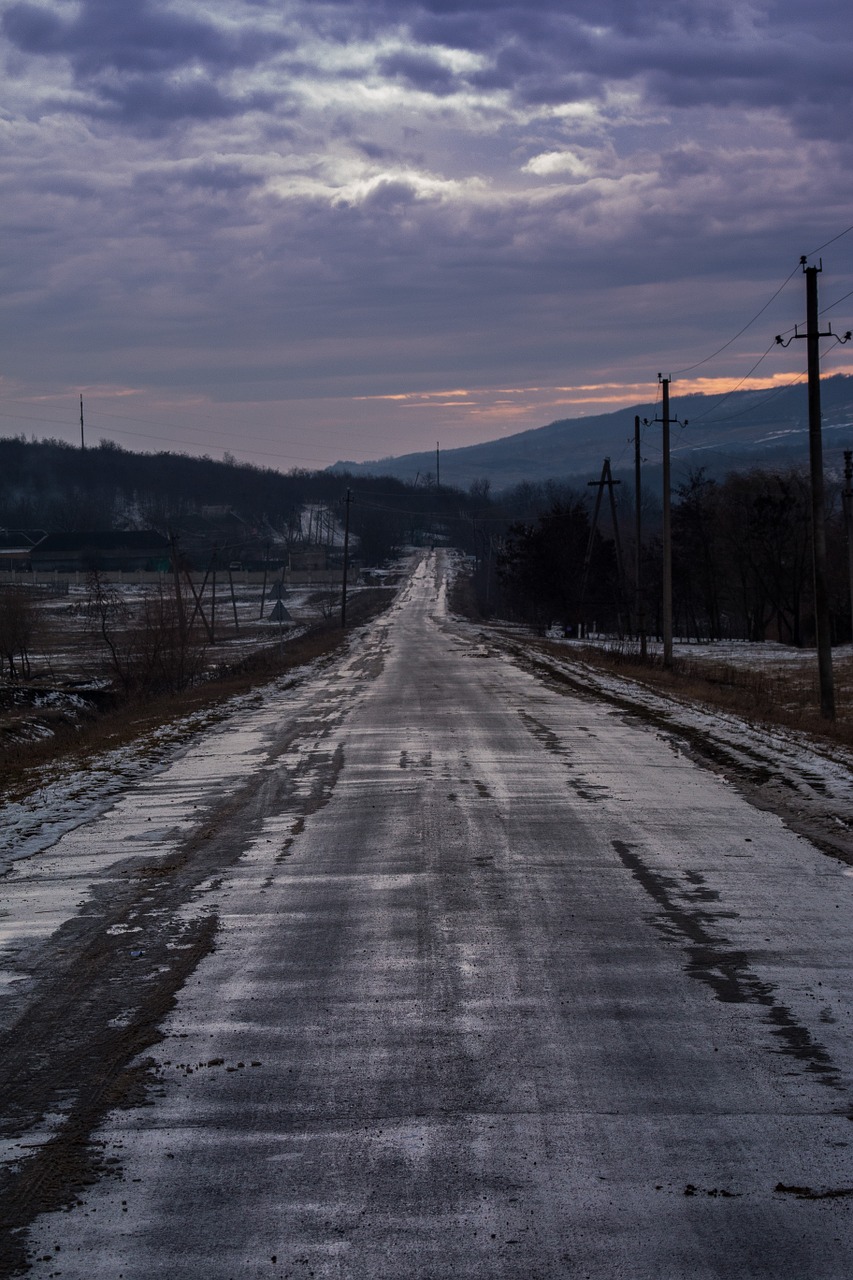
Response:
[3,550,853,1278]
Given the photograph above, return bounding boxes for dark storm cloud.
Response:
[301,0,853,140]
[3,0,289,128]
[127,160,264,200]
[5,0,851,140]
[67,75,276,132]
[2,0,852,465]
[378,50,459,96]
[3,0,286,76]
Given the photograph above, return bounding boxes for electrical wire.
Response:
[0,398,416,460]
[666,222,853,382]
[688,327,853,434]
[820,287,853,317]
[670,265,800,376]
[0,411,329,468]
[677,339,781,424]
[675,372,808,455]
[807,222,853,256]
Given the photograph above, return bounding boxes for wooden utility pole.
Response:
[169,532,187,641]
[210,547,217,645]
[341,488,352,629]
[661,376,673,668]
[804,263,834,719]
[259,541,270,619]
[844,450,853,646]
[776,258,851,720]
[227,564,240,632]
[644,377,685,668]
[79,395,85,451]
[634,415,647,658]
[185,558,215,642]
[436,442,440,489]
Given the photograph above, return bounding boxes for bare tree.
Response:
[0,588,38,680]
[85,572,207,696]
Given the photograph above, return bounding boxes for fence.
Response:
[0,568,345,589]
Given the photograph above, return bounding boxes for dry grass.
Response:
[0,587,394,801]
[540,638,853,750]
[448,569,853,749]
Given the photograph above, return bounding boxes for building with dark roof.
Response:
[29,531,170,573]
[0,530,47,569]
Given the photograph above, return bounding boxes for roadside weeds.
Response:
[0,589,393,808]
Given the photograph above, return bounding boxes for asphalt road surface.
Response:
[3,551,853,1278]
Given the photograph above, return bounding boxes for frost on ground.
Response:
[11,549,853,1280]
[0,648,338,879]
[481,628,853,864]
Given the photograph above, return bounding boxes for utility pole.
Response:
[634,415,647,658]
[844,450,853,646]
[259,540,270,620]
[79,395,85,450]
[776,258,851,721]
[579,458,624,635]
[168,532,187,641]
[660,377,673,667]
[436,442,440,490]
[227,560,240,633]
[644,378,685,668]
[210,546,217,645]
[341,488,352,629]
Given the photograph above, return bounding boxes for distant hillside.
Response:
[331,375,853,489]
[0,436,485,565]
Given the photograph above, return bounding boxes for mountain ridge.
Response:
[330,375,853,489]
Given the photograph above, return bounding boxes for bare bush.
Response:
[0,587,39,680]
[84,572,207,696]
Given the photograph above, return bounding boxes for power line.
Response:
[820,287,853,316]
[807,222,853,256]
[667,371,809,457]
[704,370,807,422]
[668,225,853,380]
[0,398,414,458]
[671,265,800,376]
[678,339,781,424]
[0,412,327,468]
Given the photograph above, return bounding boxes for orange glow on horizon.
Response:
[347,364,853,427]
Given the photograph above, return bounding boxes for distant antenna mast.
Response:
[79,394,85,450]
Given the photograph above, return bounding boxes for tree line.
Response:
[0,436,484,567]
[468,466,853,646]
[4,436,852,647]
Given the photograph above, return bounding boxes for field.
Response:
[540,634,853,748]
[0,575,395,787]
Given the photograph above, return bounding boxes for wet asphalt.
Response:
[12,551,853,1278]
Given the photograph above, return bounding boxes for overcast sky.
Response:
[2,0,852,472]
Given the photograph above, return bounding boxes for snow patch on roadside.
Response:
[0,658,332,878]
[476,626,853,845]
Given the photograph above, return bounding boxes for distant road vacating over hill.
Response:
[332,374,853,489]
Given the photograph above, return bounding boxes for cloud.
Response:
[2,0,289,127]
[377,50,460,97]
[3,0,287,76]
[1,0,852,469]
[522,149,598,179]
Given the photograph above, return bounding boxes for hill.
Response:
[331,375,853,489]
